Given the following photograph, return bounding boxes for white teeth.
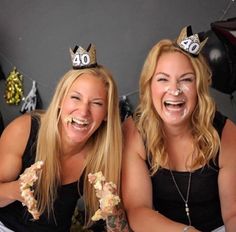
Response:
[65,116,89,125]
[72,118,89,125]
[164,100,185,105]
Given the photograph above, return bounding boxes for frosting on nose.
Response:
[166,88,183,96]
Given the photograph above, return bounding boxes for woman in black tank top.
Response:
[122,26,236,232]
[0,44,130,232]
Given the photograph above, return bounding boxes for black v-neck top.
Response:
[150,111,227,232]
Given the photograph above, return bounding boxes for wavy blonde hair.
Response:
[135,39,220,175]
[33,66,122,226]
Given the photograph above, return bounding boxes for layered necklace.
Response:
[169,168,192,225]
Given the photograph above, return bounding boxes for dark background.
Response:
[0,0,235,127]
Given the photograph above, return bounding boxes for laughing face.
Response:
[151,51,197,127]
[60,73,108,145]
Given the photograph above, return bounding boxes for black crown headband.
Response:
[70,43,97,69]
[176,25,208,56]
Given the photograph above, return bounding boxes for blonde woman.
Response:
[0,44,129,231]
[122,26,236,232]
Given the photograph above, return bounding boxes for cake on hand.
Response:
[19,160,44,220]
[88,171,120,221]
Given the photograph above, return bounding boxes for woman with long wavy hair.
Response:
[122,26,236,232]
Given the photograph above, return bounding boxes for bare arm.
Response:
[0,114,31,207]
[121,117,200,232]
[106,207,131,232]
[218,119,236,232]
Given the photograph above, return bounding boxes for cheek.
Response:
[60,101,73,115]
[61,97,73,109]
[151,83,165,102]
[93,108,107,122]
[151,89,162,112]
[187,89,198,108]
[192,93,198,106]
[179,83,194,94]
[180,84,197,100]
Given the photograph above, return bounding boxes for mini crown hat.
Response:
[176,25,208,56]
[70,43,97,69]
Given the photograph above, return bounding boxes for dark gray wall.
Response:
[0,0,235,126]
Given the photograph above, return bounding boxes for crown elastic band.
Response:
[176,26,208,56]
[70,43,97,69]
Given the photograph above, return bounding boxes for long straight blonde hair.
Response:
[34,66,122,226]
[135,39,220,174]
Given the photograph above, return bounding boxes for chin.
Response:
[162,113,189,125]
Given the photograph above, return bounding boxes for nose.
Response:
[79,102,90,116]
[167,81,182,96]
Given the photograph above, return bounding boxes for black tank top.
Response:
[0,115,81,232]
[150,111,227,232]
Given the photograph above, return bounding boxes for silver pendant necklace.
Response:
[169,168,192,226]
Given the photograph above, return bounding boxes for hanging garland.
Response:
[20,80,42,113]
[4,67,24,105]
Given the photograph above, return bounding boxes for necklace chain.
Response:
[169,169,192,226]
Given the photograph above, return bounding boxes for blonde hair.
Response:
[135,39,220,174]
[34,66,122,226]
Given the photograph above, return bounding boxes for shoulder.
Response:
[122,117,137,139]
[0,114,33,181]
[221,119,236,143]
[219,118,236,167]
[4,113,32,135]
[213,111,227,137]
[0,114,32,153]
[122,117,146,160]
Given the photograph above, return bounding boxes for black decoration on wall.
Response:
[202,17,236,95]
[119,96,133,122]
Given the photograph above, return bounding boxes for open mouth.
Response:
[65,116,90,130]
[164,100,185,109]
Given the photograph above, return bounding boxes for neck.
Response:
[163,122,192,139]
[166,135,195,171]
[61,139,88,159]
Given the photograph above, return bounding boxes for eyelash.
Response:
[157,77,168,82]
[179,78,193,82]
[93,102,103,106]
[71,96,80,100]
[157,77,194,82]
[71,96,103,107]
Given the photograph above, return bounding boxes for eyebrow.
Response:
[92,98,106,102]
[154,72,195,78]
[154,72,169,77]
[71,91,106,101]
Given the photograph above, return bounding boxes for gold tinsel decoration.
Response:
[4,67,24,105]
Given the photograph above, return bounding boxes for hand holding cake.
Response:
[19,160,44,220]
[88,171,120,221]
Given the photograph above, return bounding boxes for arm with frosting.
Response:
[88,172,131,232]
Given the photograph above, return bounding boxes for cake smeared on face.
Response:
[65,116,90,131]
